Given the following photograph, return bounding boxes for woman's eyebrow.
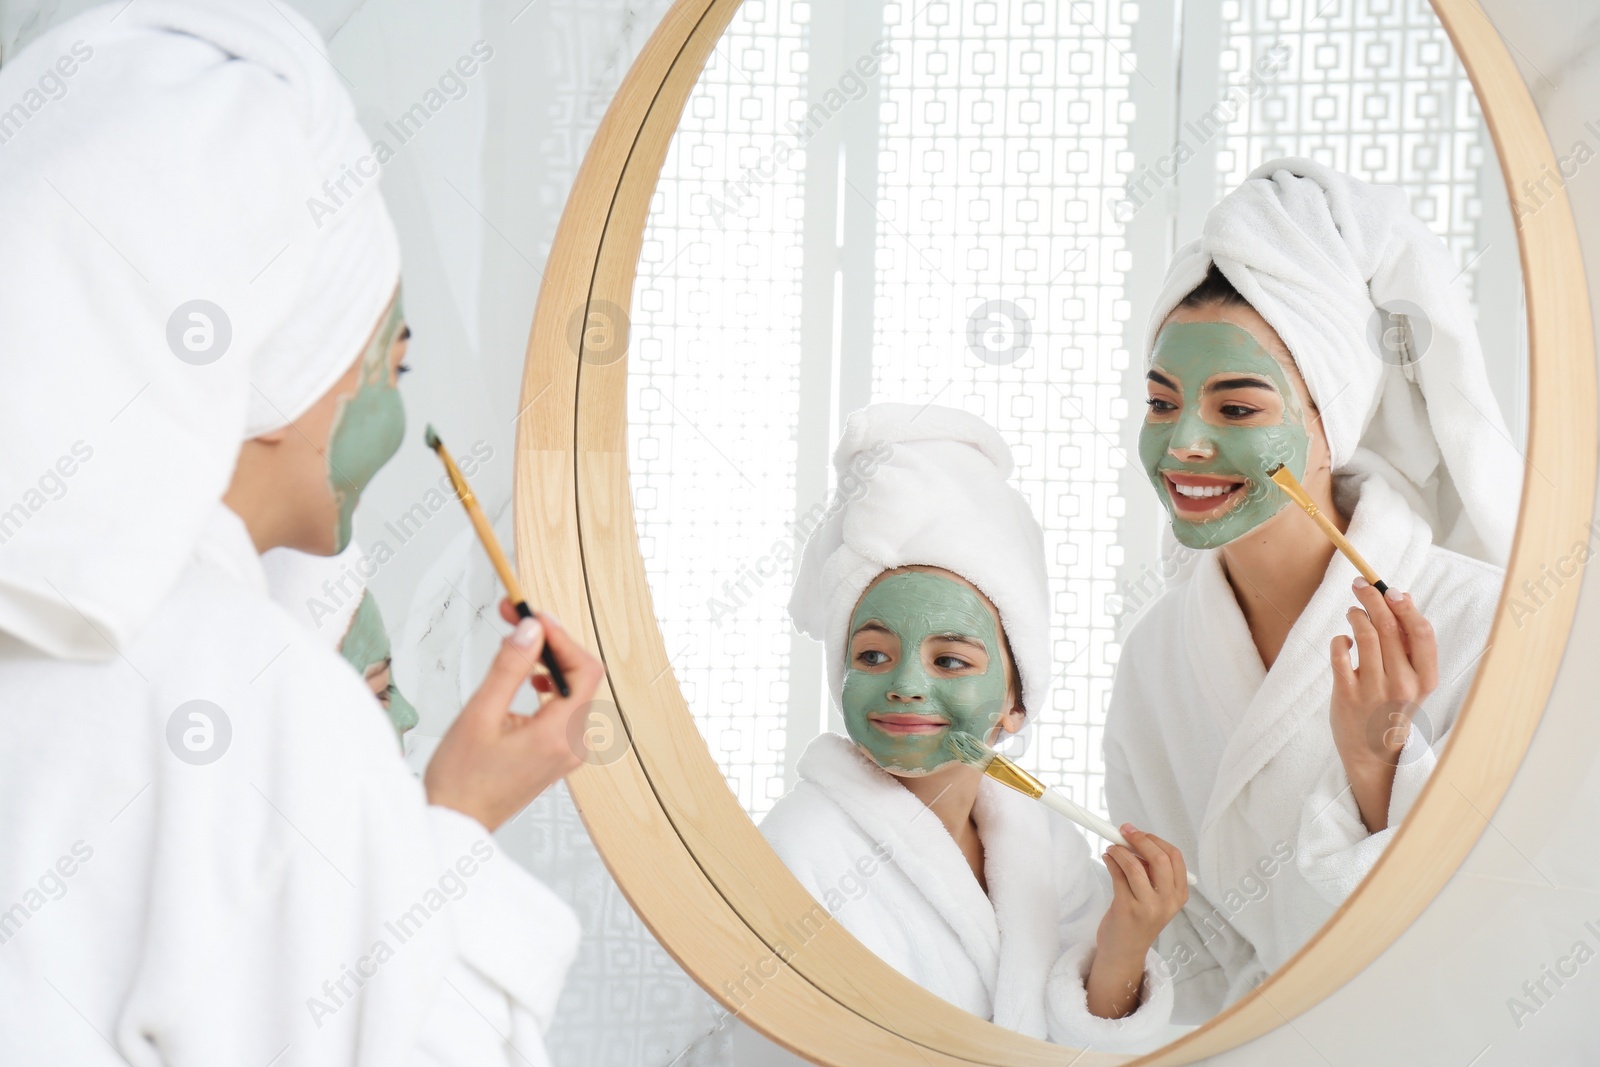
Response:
[1204,376,1278,393]
[1146,369,1179,390]
[853,621,894,638]
[398,325,412,342]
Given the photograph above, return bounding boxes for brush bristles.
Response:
[423,424,442,450]
[1265,462,1285,476]
[1268,464,1316,508]
[942,730,995,768]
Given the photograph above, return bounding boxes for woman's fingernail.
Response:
[1385,588,1404,604]
[1353,577,1370,589]
[511,618,543,648]
[1121,822,1138,835]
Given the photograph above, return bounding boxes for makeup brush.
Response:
[943,732,1197,886]
[425,424,570,697]
[1265,464,1388,594]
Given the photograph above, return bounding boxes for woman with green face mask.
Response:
[764,403,1188,1051]
[0,7,604,1063]
[1105,159,1519,1023]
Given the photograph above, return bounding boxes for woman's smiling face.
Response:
[841,567,1017,777]
[1139,304,1322,549]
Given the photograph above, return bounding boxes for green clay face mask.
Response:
[327,291,407,553]
[340,590,418,742]
[841,571,1010,776]
[1138,321,1311,549]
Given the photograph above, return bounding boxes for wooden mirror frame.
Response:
[512,1,1596,1062]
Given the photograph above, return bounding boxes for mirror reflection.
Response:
[627,0,1525,1048]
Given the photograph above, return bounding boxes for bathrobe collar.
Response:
[200,505,272,598]
[1189,474,1435,859]
[795,732,1059,1027]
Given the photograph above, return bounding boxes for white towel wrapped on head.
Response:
[1147,156,1521,566]
[0,0,399,659]
[787,402,1052,718]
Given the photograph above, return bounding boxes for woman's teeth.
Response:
[1173,483,1238,498]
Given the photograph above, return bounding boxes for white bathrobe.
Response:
[1104,474,1503,1020]
[761,732,1173,1052]
[0,505,579,1067]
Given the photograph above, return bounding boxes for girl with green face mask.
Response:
[840,568,1018,778]
[765,404,1189,1049]
[340,591,419,740]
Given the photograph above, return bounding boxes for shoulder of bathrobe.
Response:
[1102,623,1163,754]
[1103,584,1190,732]
[131,551,407,772]
[758,779,879,890]
[759,777,838,836]
[1409,543,1507,627]
[760,758,864,844]
[1111,602,1168,670]
[1113,576,1191,652]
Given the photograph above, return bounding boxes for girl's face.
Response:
[1139,304,1327,549]
[841,567,1021,777]
[340,590,419,741]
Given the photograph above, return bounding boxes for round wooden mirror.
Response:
[511,0,1595,1061]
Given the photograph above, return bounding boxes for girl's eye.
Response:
[1219,403,1259,419]
[858,649,889,667]
[396,363,412,377]
[1146,397,1177,414]
[934,654,971,671]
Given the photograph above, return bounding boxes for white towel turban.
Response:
[788,403,1052,719]
[0,0,400,658]
[1148,157,1522,566]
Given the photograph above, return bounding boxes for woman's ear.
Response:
[1306,402,1333,476]
[249,425,291,446]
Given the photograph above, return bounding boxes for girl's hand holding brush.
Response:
[1088,825,1189,1019]
[1328,578,1439,834]
[425,601,605,831]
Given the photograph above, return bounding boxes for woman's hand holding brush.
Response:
[1328,578,1439,834]
[425,601,605,831]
